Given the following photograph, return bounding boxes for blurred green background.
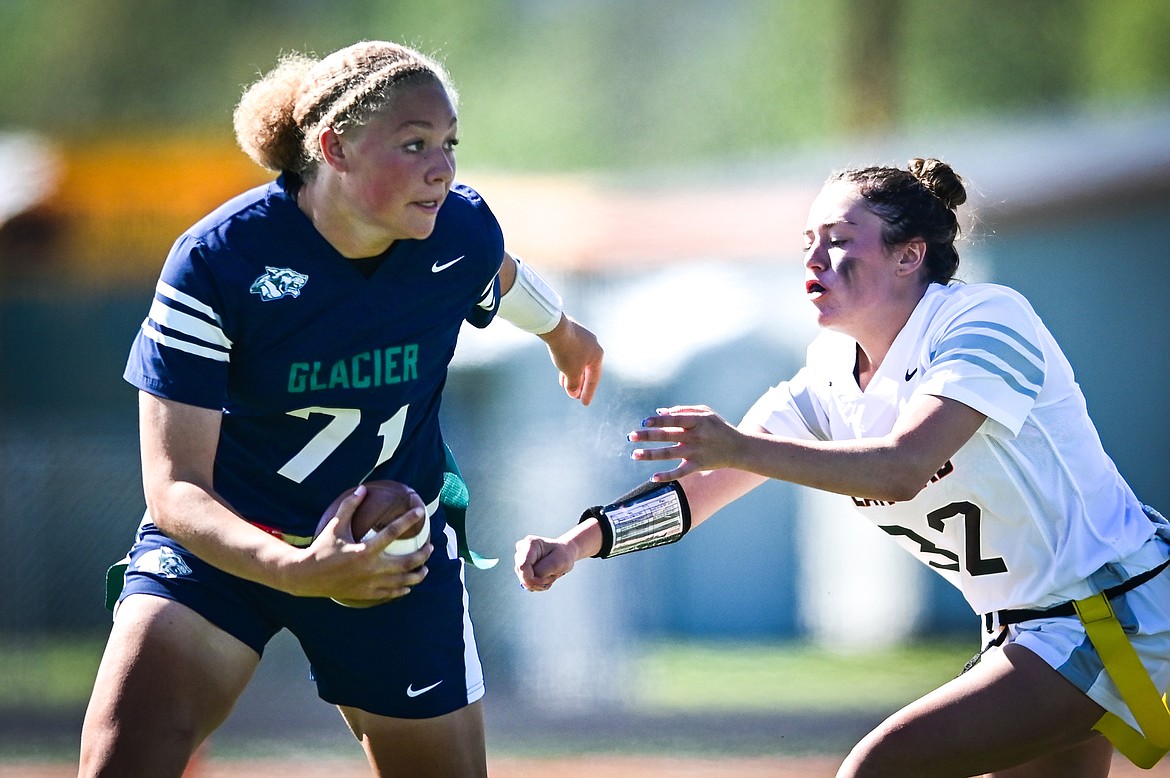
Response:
[2,0,1169,768]
[3,0,1169,170]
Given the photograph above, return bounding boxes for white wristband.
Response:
[497,255,564,335]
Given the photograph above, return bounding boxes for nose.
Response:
[804,241,828,270]
[427,147,455,185]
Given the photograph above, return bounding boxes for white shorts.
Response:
[989,535,1170,732]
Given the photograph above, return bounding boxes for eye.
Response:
[443,138,459,151]
[828,238,847,248]
[403,140,424,153]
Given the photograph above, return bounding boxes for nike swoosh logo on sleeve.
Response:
[431,255,465,273]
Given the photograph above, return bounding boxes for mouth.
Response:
[412,193,447,212]
[806,279,826,297]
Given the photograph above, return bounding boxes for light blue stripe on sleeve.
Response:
[958,320,1043,360]
[944,352,1038,398]
[930,321,1044,398]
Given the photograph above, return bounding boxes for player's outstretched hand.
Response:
[539,315,604,406]
[514,534,579,592]
[628,405,742,482]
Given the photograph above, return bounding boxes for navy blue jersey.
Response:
[125,174,503,537]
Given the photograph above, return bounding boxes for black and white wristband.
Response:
[579,480,691,558]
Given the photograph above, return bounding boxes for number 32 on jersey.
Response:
[880,501,1008,577]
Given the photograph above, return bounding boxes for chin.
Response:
[816,313,847,333]
[809,304,832,327]
[397,219,438,241]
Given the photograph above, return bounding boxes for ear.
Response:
[318,126,349,171]
[896,238,927,277]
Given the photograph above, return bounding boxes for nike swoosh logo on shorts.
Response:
[432,255,465,273]
[406,680,443,697]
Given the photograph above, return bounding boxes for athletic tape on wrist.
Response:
[579,480,691,558]
[497,255,564,335]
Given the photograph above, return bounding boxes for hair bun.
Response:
[233,54,316,172]
[908,158,967,210]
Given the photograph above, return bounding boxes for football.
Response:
[317,479,430,555]
[317,480,430,608]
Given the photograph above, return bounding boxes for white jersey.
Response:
[744,282,1157,615]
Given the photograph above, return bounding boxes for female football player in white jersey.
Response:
[516,159,1170,776]
[80,40,604,777]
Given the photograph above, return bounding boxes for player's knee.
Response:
[836,723,922,778]
[79,723,201,778]
[80,682,223,778]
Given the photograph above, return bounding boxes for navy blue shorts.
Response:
[114,509,485,719]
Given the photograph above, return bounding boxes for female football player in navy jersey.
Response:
[80,40,603,777]
[516,159,1170,776]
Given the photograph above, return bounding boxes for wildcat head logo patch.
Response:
[251,267,309,301]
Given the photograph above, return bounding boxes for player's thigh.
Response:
[80,594,259,776]
[339,699,486,778]
[838,642,1105,778]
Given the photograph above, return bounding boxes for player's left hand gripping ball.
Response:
[316,480,430,607]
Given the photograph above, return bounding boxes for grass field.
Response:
[0,636,976,718]
[0,636,1157,775]
[0,636,105,711]
[632,639,978,713]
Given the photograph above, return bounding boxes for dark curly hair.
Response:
[232,40,456,176]
[828,158,967,284]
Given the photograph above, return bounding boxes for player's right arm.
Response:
[514,441,767,592]
[494,251,604,406]
[139,391,429,602]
